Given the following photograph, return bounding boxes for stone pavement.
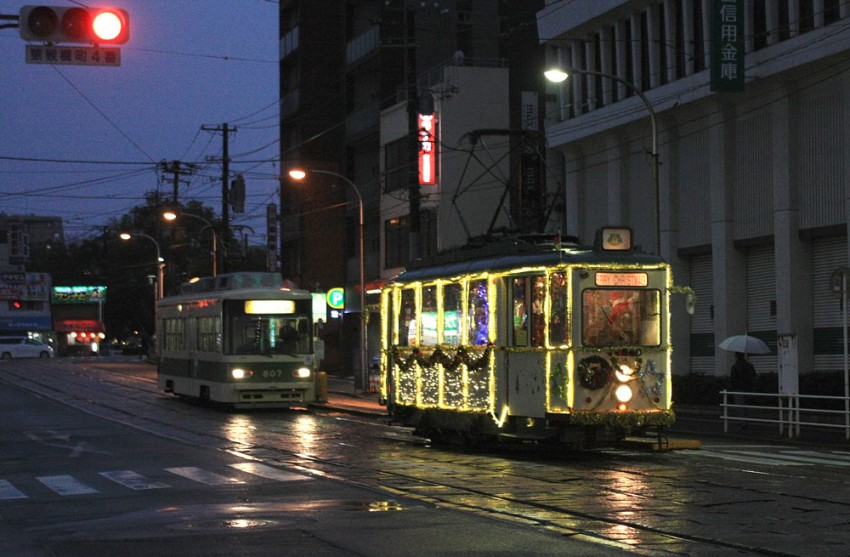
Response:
[313,375,387,417]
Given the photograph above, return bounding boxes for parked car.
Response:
[0,337,54,359]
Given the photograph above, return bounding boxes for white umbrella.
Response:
[718,335,771,355]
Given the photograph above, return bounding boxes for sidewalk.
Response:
[312,374,387,417]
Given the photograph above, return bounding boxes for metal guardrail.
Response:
[720,390,850,440]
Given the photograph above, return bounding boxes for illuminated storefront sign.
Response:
[52,286,106,304]
[418,113,436,185]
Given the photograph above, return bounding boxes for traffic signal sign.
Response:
[19,5,129,45]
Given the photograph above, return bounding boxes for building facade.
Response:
[0,215,59,347]
[278,0,521,379]
[538,0,850,385]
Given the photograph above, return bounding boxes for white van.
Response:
[0,337,54,359]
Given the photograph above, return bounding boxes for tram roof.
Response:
[392,241,665,284]
[160,272,312,304]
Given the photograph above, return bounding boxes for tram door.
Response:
[507,276,547,417]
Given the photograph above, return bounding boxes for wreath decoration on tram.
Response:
[577,354,613,390]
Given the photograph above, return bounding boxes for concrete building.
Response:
[537,0,850,386]
[277,1,519,378]
[0,214,59,343]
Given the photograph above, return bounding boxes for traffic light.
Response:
[19,5,130,45]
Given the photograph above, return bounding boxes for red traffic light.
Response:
[19,5,129,45]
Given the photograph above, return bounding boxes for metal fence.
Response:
[720,390,850,440]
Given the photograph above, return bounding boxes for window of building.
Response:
[384,137,408,193]
[385,216,409,268]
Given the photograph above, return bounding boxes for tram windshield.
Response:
[225,300,312,356]
[581,289,661,347]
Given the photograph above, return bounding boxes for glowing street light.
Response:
[545,66,660,256]
[162,210,218,276]
[119,232,164,300]
[288,167,367,393]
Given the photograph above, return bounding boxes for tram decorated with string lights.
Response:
[157,273,316,408]
[380,227,691,447]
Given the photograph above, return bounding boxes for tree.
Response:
[27,192,271,342]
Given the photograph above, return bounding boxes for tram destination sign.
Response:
[595,272,648,287]
[26,45,121,66]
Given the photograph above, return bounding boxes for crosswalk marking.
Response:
[165,466,245,486]
[2,462,307,501]
[37,475,98,496]
[689,449,807,466]
[100,470,171,490]
[0,480,28,500]
[686,445,850,467]
[229,462,310,482]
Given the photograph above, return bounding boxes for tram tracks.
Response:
[1,359,844,556]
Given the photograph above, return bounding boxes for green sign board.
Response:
[710,0,745,92]
[327,287,345,309]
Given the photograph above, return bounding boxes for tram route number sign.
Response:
[26,45,121,66]
[829,267,850,299]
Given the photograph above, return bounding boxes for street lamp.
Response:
[119,232,165,300]
[162,210,218,277]
[545,67,660,256]
[288,168,367,393]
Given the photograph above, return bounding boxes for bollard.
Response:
[315,371,328,402]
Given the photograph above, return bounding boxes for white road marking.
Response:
[165,466,244,485]
[37,475,98,495]
[0,480,27,500]
[99,470,171,490]
[229,462,310,482]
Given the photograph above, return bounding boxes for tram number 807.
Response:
[261,369,285,378]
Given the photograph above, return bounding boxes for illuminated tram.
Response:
[380,227,691,447]
[157,272,316,408]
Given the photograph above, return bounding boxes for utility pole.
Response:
[404,3,421,263]
[159,160,195,203]
[201,123,237,273]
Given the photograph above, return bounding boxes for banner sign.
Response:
[418,113,437,185]
[710,0,745,92]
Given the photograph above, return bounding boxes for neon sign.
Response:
[418,113,436,185]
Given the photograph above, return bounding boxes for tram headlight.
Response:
[614,384,633,403]
[615,363,636,383]
[294,367,311,379]
[231,368,247,380]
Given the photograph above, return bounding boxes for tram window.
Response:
[467,279,489,345]
[511,277,545,347]
[163,318,185,351]
[421,285,437,346]
[549,272,568,345]
[224,299,312,355]
[197,316,222,353]
[398,289,417,346]
[581,289,661,347]
[443,283,462,346]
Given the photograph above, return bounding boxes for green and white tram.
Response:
[157,272,316,408]
[381,227,691,447]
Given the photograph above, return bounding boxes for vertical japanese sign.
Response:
[266,203,278,272]
[418,114,437,185]
[710,0,744,92]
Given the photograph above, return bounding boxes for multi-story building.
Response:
[538,0,850,389]
[278,1,543,379]
[0,214,59,345]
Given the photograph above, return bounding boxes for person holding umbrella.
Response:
[730,352,756,406]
